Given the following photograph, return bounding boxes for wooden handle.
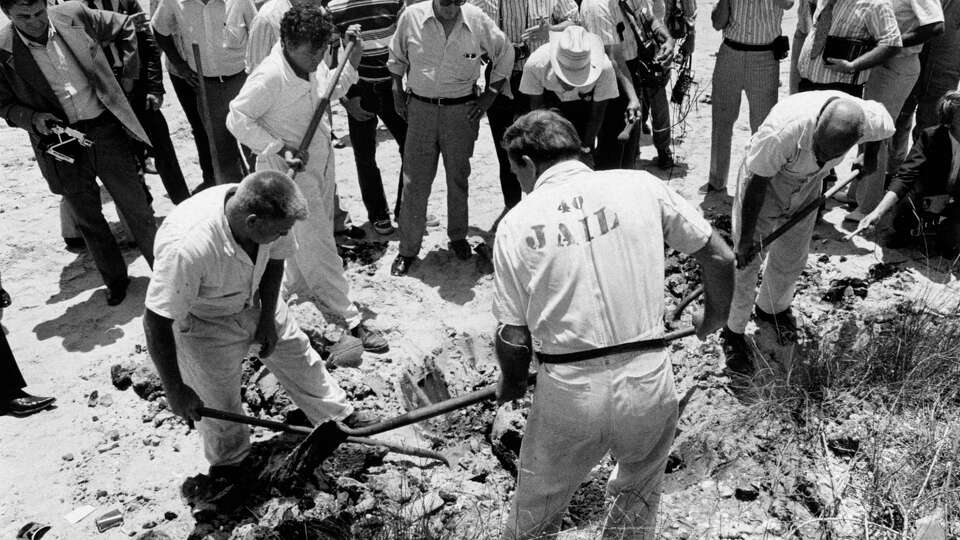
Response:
[192,44,225,184]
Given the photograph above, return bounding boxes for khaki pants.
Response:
[175,300,352,466]
[502,350,678,540]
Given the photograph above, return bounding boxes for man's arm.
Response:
[387,11,411,120]
[901,21,943,48]
[0,72,60,134]
[469,14,515,122]
[494,324,532,403]
[585,100,609,150]
[690,232,735,338]
[608,44,642,122]
[126,0,165,98]
[254,259,284,357]
[153,31,198,86]
[143,309,203,421]
[80,3,140,86]
[736,174,770,267]
[226,72,286,156]
[711,0,730,31]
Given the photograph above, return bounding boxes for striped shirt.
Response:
[244,0,289,72]
[469,0,579,71]
[889,0,943,55]
[796,0,902,86]
[723,0,788,45]
[327,0,403,82]
[152,0,255,77]
[582,0,665,62]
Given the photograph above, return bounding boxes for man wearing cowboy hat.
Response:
[520,25,619,164]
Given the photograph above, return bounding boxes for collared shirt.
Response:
[492,160,712,355]
[469,0,579,71]
[244,0,289,72]
[582,0,663,62]
[327,0,404,82]
[387,1,513,98]
[227,43,359,157]
[145,184,298,321]
[890,0,944,56]
[518,41,618,102]
[723,0,788,45]
[152,0,255,77]
[796,0,902,86]
[742,90,894,213]
[19,26,105,123]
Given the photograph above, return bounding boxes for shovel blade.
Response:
[262,421,348,490]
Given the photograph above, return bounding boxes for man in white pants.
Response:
[143,171,372,469]
[492,110,734,539]
[227,5,388,352]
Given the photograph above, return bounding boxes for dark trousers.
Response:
[486,70,528,209]
[200,73,251,184]
[35,117,157,288]
[346,78,408,222]
[170,73,215,186]
[597,76,642,170]
[130,89,189,204]
[798,78,864,97]
[0,331,27,399]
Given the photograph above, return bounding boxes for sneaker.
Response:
[720,327,753,376]
[342,410,379,429]
[351,322,389,353]
[754,306,799,345]
[335,225,366,240]
[657,149,675,169]
[425,213,440,227]
[449,239,472,260]
[373,219,395,235]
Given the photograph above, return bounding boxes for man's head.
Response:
[502,110,583,193]
[432,0,465,22]
[280,4,336,74]
[938,90,960,141]
[812,98,864,163]
[230,170,309,244]
[2,0,49,41]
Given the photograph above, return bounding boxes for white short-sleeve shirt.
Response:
[519,42,619,102]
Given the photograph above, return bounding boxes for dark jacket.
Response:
[0,2,148,145]
[84,0,164,97]
[888,125,960,200]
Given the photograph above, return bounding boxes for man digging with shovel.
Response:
[143,171,376,476]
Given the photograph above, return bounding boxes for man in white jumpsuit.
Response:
[492,110,735,539]
[227,5,388,352]
[143,171,372,468]
[720,91,894,374]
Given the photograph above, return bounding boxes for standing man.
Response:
[152,0,257,186]
[227,6,389,352]
[144,171,375,469]
[492,110,734,539]
[387,0,514,276]
[0,0,157,305]
[721,92,893,374]
[471,0,578,211]
[520,25,618,162]
[0,276,56,417]
[704,0,794,195]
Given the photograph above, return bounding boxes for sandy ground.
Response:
[2,6,959,539]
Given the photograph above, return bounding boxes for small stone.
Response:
[164,511,177,521]
[699,479,717,491]
[142,520,156,529]
[88,390,99,407]
[438,490,457,503]
[108,430,120,441]
[62,453,75,461]
[97,489,108,498]
[839,256,847,262]
[92,416,99,422]
[718,483,735,498]
[99,393,114,407]
[172,443,181,453]
[97,442,119,453]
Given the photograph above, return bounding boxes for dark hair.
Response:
[280,4,336,51]
[233,170,309,220]
[0,0,44,13]
[938,90,960,127]
[501,110,582,167]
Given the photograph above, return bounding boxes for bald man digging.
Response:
[720,92,894,375]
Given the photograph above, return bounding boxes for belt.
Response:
[203,70,244,83]
[70,111,114,130]
[536,337,667,364]
[723,38,776,52]
[409,93,475,105]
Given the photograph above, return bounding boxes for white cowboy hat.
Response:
[549,26,605,88]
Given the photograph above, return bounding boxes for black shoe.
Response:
[391,255,415,276]
[63,237,86,251]
[350,322,389,353]
[449,239,472,260]
[335,225,366,240]
[342,410,379,429]
[106,277,130,306]
[657,149,675,169]
[2,390,56,417]
[720,327,753,376]
[754,306,799,345]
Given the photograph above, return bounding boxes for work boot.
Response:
[342,410,379,429]
[720,326,753,376]
[754,306,799,345]
[351,322,389,353]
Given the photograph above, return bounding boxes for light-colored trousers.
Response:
[256,146,362,328]
[398,98,479,257]
[175,301,352,466]
[727,165,820,333]
[709,44,780,190]
[501,351,678,540]
[856,53,921,212]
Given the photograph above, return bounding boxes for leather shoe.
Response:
[449,239,472,260]
[350,322,389,353]
[391,255,415,276]
[2,391,56,417]
[106,277,131,306]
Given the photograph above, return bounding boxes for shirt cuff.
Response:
[262,138,285,157]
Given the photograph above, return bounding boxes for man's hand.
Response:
[341,96,375,121]
[520,18,549,44]
[279,145,307,171]
[845,210,883,240]
[625,98,642,123]
[735,240,757,269]
[167,382,204,422]
[146,93,163,111]
[393,85,408,120]
[175,61,200,87]
[254,318,278,358]
[496,372,529,405]
[655,38,676,65]
[467,91,497,122]
[343,24,364,66]
[32,112,62,135]
[825,58,857,74]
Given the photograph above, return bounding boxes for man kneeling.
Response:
[143,171,371,469]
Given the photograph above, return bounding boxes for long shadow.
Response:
[33,275,149,352]
[407,246,484,306]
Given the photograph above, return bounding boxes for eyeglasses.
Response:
[437,0,467,6]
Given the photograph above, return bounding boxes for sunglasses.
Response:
[437,0,467,6]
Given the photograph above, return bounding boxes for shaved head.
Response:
[813,98,864,163]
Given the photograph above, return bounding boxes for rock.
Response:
[228,524,280,540]
[97,489,108,498]
[438,490,457,503]
[135,532,173,540]
[107,430,120,441]
[99,393,114,407]
[163,511,177,521]
[92,416,99,422]
[142,521,157,529]
[735,486,760,502]
[399,491,446,522]
[111,363,134,391]
[62,453,74,461]
[97,442,119,453]
[718,482,734,498]
[368,469,415,503]
[132,365,164,401]
[490,402,526,477]
[88,390,99,407]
